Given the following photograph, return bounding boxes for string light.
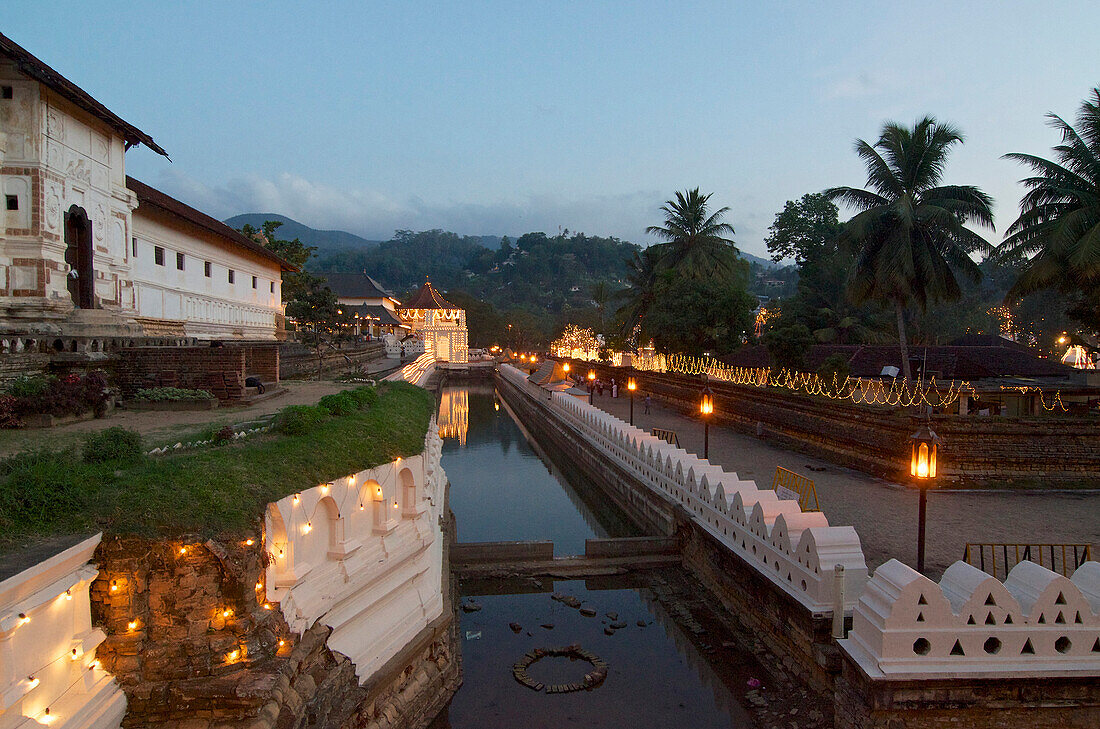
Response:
[263,603,272,610]
[292,494,300,505]
[179,547,187,555]
[302,522,312,534]
[110,581,118,592]
[320,484,329,495]
[244,538,254,546]
[25,676,39,690]
[63,589,72,601]
[127,620,138,631]
[18,612,29,625]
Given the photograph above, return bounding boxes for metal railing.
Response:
[963,542,1093,579]
[771,466,820,512]
[651,428,679,447]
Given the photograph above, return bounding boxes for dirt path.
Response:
[0,380,355,457]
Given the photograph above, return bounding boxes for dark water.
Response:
[431,386,766,728]
[440,385,638,553]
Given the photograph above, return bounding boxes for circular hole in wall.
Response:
[983,637,1002,654]
[1055,636,1072,654]
[913,638,931,656]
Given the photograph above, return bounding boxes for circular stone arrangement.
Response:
[512,644,608,694]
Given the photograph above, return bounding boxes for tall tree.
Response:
[590,281,610,331]
[998,87,1100,329]
[645,188,738,278]
[765,193,843,265]
[614,246,662,337]
[240,220,316,303]
[824,117,995,379]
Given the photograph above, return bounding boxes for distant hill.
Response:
[740,250,778,269]
[223,213,384,253]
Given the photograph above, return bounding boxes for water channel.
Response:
[429,384,788,729]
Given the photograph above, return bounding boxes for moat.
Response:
[429,385,816,729]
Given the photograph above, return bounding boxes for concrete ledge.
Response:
[584,536,678,558]
[450,540,555,564]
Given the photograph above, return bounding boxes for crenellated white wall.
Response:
[841,557,1100,678]
[0,534,126,729]
[500,364,869,614]
[264,424,447,682]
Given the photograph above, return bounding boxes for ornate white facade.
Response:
[396,280,468,364]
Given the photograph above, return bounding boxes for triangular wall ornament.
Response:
[1021,639,1036,655]
[950,640,965,656]
[917,594,928,605]
[984,594,996,606]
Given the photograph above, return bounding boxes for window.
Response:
[0,86,12,100]
[176,252,185,270]
[131,237,137,256]
[228,269,235,284]
[270,281,275,294]
[252,275,257,289]
[5,195,17,211]
[204,261,211,277]
[154,246,165,266]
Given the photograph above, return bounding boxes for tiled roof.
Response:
[0,32,168,157]
[127,177,296,271]
[320,272,395,300]
[340,304,404,327]
[398,279,459,310]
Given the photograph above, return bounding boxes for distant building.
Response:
[396,279,468,364]
[319,272,405,337]
[0,32,292,346]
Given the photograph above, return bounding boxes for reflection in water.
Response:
[439,386,637,554]
[433,386,768,728]
[437,387,469,445]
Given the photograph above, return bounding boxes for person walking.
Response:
[644,394,651,414]
[611,379,618,398]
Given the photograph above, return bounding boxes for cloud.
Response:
[823,71,890,100]
[153,168,662,243]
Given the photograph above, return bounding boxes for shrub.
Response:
[348,386,378,409]
[0,395,21,429]
[214,425,236,444]
[83,427,143,465]
[278,405,329,435]
[318,392,358,416]
[817,353,851,384]
[11,371,112,418]
[5,374,52,398]
[134,387,215,402]
[764,324,814,372]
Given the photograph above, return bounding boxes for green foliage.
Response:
[82,427,143,465]
[348,386,378,408]
[644,264,756,356]
[816,353,851,382]
[278,404,330,435]
[134,387,214,401]
[646,188,739,279]
[240,220,316,303]
[998,87,1100,331]
[764,324,815,371]
[318,392,358,416]
[0,383,434,547]
[824,116,995,378]
[5,374,51,399]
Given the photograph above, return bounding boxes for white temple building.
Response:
[396,279,468,364]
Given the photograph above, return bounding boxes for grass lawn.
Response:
[0,382,434,553]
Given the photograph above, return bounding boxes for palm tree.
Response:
[590,281,610,331]
[998,87,1100,304]
[824,117,995,380]
[645,188,738,278]
[614,247,662,336]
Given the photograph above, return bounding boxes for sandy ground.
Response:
[586,389,1100,578]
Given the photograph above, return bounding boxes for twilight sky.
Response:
[4,2,1098,258]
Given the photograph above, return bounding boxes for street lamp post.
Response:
[587,370,596,405]
[699,375,714,460]
[910,421,941,575]
[627,377,637,425]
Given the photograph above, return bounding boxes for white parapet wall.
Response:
[841,557,1100,679]
[264,423,447,682]
[499,364,869,614]
[0,534,126,729]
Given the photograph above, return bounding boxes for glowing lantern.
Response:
[909,423,939,480]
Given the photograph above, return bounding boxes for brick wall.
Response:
[116,346,246,402]
[576,362,1100,486]
[241,343,280,385]
[279,340,386,379]
[0,351,50,385]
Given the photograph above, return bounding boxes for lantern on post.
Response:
[587,370,596,405]
[909,421,940,574]
[699,375,714,460]
[627,377,637,425]
[562,362,570,374]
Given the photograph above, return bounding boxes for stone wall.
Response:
[90,533,459,729]
[279,341,386,379]
[243,343,280,385]
[114,346,246,402]
[0,350,49,385]
[576,361,1100,486]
